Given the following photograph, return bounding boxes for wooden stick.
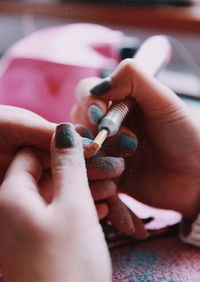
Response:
[92,129,108,150]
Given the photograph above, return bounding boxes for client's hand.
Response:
[71,59,200,219]
[0,123,111,282]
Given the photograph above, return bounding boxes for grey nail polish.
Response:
[56,123,76,148]
[116,134,138,152]
[88,105,104,124]
[90,80,112,96]
[75,124,94,139]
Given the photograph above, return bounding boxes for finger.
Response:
[107,194,135,236]
[74,124,97,159]
[71,104,95,131]
[81,138,97,159]
[89,59,188,120]
[90,180,116,201]
[39,170,53,204]
[2,148,42,193]
[0,105,55,150]
[128,209,149,239]
[103,126,138,157]
[75,78,108,125]
[75,124,94,139]
[86,156,125,181]
[96,203,109,220]
[51,123,97,217]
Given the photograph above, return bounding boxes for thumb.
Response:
[51,123,97,216]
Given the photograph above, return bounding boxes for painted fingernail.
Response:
[116,134,138,152]
[82,137,93,144]
[75,124,94,139]
[88,105,104,124]
[55,123,76,148]
[90,80,112,96]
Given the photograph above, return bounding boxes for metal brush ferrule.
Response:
[98,97,134,136]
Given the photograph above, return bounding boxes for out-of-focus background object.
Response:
[1,0,200,99]
[61,0,200,6]
[0,23,123,122]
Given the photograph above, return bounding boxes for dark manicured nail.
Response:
[56,123,76,148]
[90,80,112,96]
[75,124,94,139]
[116,134,138,152]
[88,105,103,124]
[89,157,124,173]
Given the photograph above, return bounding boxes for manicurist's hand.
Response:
[0,123,111,282]
[0,105,55,182]
[71,59,200,219]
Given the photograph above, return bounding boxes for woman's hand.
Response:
[0,123,111,282]
[71,59,200,219]
[0,105,55,183]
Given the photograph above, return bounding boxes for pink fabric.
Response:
[0,24,122,122]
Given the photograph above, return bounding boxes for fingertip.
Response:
[86,157,125,181]
[129,209,150,240]
[96,203,109,220]
[51,123,83,177]
[88,104,104,125]
[75,124,94,139]
[70,104,97,133]
[55,123,79,149]
[104,127,138,157]
[107,195,135,235]
[90,79,112,97]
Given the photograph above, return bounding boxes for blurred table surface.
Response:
[0,1,200,33]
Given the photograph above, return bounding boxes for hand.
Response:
[0,105,143,237]
[0,105,55,182]
[71,59,200,219]
[0,123,111,282]
[0,105,123,224]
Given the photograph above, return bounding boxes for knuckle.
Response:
[120,58,138,74]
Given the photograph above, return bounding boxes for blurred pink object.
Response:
[0,24,123,122]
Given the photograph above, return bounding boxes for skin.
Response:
[0,105,55,183]
[0,105,125,220]
[71,58,200,220]
[0,124,111,282]
[0,105,129,281]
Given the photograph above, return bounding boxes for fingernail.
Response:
[90,80,112,96]
[116,134,138,152]
[56,123,76,148]
[88,105,103,124]
[75,124,94,139]
[82,137,93,144]
[89,157,124,173]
